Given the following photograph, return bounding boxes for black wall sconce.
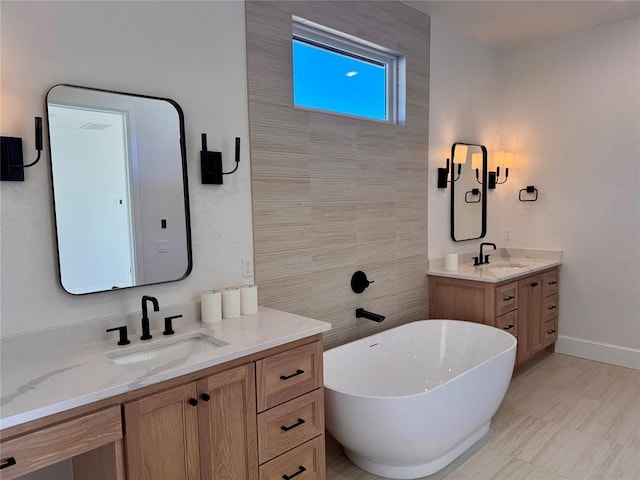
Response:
[438,144,471,189]
[488,151,513,189]
[200,134,240,184]
[437,158,458,188]
[1,117,43,181]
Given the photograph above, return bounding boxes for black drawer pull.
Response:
[188,398,198,407]
[503,295,515,301]
[283,465,307,480]
[280,369,304,380]
[531,282,539,287]
[200,393,211,402]
[547,329,557,334]
[281,418,306,431]
[502,324,514,330]
[547,305,557,310]
[0,457,16,470]
[548,281,558,285]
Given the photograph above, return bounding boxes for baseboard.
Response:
[556,335,640,370]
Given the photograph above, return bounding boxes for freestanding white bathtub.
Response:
[324,319,516,479]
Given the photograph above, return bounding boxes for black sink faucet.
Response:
[141,295,160,340]
[474,242,497,266]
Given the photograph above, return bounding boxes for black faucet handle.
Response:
[163,315,182,336]
[473,256,480,266]
[106,326,131,346]
[484,254,491,264]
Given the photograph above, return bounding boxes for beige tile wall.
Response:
[246,1,430,349]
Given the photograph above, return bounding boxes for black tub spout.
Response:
[356,308,385,322]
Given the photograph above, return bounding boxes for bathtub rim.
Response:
[323,319,517,400]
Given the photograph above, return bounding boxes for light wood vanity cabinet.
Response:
[123,340,325,480]
[0,335,326,480]
[429,267,559,366]
[256,341,326,480]
[124,364,257,480]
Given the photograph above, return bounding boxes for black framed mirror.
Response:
[46,84,192,294]
[450,142,487,241]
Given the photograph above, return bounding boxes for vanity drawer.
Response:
[256,341,322,412]
[495,282,518,316]
[495,310,518,338]
[544,318,558,347]
[542,270,559,298]
[0,406,122,480]
[259,436,325,480]
[543,294,559,322]
[258,389,324,464]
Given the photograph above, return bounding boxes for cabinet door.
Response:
[197,364,258,480]
[124,383,200,480]
[518,275,544,362]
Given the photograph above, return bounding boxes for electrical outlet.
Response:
[242,257,254,278]
[504,228,512,241]
[157,240,169,253]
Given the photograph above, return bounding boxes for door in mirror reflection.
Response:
[450,142,487,241]
[47,85,191,294]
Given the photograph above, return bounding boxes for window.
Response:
[292,19,403,123]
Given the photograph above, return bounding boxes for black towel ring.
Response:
[465,188,481,204]
[519,186,538,202]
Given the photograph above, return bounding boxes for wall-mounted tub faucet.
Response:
[141,295,160,340]
[356,308,385,323]
[474,242,497,266]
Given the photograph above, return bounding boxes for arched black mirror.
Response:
[450,142,487,241]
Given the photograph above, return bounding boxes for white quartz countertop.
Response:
[427,249,562,283]
[0,307,331,430]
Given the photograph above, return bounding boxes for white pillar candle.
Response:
[201,290,222,323]
[445,253,459,272]
[221,287,241,319]
[240,285,258,315]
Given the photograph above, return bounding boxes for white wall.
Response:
[501,17,640,353]
[0,1,253,336]
[427,17,504,260]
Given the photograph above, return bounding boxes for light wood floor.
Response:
[326,353,640,479]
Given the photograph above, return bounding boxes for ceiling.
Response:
[403,0,640,47]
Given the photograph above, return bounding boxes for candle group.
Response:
[201,285,258,323]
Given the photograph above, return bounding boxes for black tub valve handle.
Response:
[351,271,374,294]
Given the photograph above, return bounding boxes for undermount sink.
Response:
[479,262,529,273]
[106,332,228,366]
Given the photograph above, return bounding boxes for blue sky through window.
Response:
[292,40,387,121]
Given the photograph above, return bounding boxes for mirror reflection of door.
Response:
[49,105,137,292]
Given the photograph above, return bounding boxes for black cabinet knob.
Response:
[188,398,198,407]
[531,282,539,287]
[200,393,211,402]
